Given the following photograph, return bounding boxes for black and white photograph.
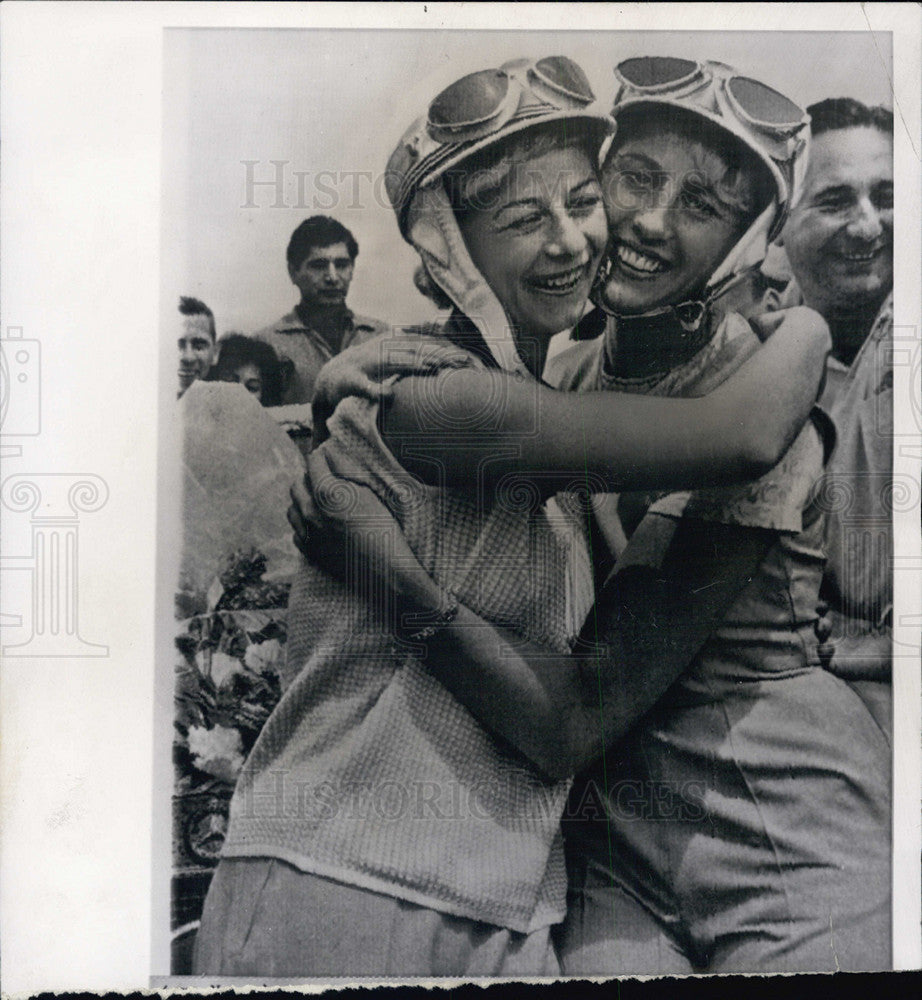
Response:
[161,18,907,982]
[1,2,921,992]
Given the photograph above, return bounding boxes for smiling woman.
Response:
[193,55,831,979]
[448,128,607,372]
[284,55,890,976]
[599,107,775,316]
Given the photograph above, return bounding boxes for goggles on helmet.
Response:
[611,57,810,239]
[387,56,615,237]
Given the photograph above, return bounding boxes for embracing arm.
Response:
[407,518,773,780]
[292,455,772,782]
[379,306,830,496]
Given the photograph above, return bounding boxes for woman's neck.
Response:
[606,307,713,381]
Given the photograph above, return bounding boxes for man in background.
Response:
[765,98,894,718]
[255,216,388,404]
[763,98,893,403]
[178,296,217,397]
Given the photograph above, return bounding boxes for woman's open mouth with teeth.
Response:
[528,262,590,294]
[612,242,669,276]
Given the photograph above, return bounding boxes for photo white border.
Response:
[1,2,919,991]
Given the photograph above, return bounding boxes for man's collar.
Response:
[295,301,353,330]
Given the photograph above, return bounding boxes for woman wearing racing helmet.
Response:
[540,58,891,975]
[299,58,890,975]
[194,57,829,978]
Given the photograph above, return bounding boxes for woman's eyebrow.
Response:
[680,171,720,197]
[568,175,601,196]
[610,151,661,171]
[495,174,599,216]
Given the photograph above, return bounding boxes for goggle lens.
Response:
[532,55,595,102]
[727,76,806,127]
[428,69,509,131]
[427,56,596,135]
[617,56,700,89]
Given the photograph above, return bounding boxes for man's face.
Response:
[782,126,893,318]
[288,241,355,310]
[178,315,215,394]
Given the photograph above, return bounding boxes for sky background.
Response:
[163,29,894,336]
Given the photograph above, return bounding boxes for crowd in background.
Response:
[175,62,896,978]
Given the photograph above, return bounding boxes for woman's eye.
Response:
[618,171,650,191]
[503,212,544,232]
[568,193,602,215]
[680,189,717,217]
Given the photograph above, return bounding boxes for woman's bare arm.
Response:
[401,518,772,780]
[379,306,829,496]
[294,452,772,782]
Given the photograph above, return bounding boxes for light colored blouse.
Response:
[222,352,595,933]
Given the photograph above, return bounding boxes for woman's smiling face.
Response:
[457,145,607,347]
[598,128,760,315]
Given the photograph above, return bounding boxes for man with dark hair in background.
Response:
[255,215,389,404]
[178,296,217,397]
[762,98,894,723]
[762,98,893,399]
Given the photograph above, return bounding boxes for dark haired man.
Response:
[255,216,388,404]
[762,98,894,719]
[764,98,893,388]
[178,296,217,397]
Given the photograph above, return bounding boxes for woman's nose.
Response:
[630,201,671,241]
[546,213,587,257]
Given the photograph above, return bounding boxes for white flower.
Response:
[244,638,283,675]
[210,650,243,686]
[187,724,245,783]
[195,649,243,687]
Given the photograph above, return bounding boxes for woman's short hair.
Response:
[206,334,285,406]
[443,119,604,217]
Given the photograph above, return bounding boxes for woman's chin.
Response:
[597,279,669,317]
[520,299,586,339]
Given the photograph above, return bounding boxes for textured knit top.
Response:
[222,344,596,933]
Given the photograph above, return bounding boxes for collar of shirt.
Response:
[272,306,356,335]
